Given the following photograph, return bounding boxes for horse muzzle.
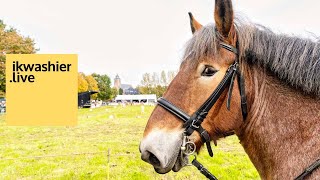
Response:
[140,129,184,173]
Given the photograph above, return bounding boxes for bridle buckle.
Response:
[191,119,200,129]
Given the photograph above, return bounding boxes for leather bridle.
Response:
[158,41,247,156]
[157,41,247,179]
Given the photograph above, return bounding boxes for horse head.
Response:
[139,0,246,174]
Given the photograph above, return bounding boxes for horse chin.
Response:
[154,155,180,174]
[172,155,183,172]
[154,151,187,174]
[172,151,189,172]
[154,167,172,174]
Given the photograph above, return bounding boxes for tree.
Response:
[140,73,152,93]
[85,75,98,91]
[138,70,177,98]
[92,73,112,101]
[85,75,99,99]
[78,72,88,93]
[141,73,151,86]
[0,20,36,95]
[119,88,123,95]
[111,87,118,99]
[151,72,159,86]
[154,85,166,97]
[160,70,167,86]
[167,70,176,83]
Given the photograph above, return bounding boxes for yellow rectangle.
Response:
[6,54,78,126]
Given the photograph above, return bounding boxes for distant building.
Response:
[113,74,139,95]
[114,74,121,90]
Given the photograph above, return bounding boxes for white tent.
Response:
[115,94,157,103]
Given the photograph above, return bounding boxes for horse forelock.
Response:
[182,24,220,68]
[182,17,320,97]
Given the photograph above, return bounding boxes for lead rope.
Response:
[294,159,320,180]
[192,158,218,180]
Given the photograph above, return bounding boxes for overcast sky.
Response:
[1,0,320,86]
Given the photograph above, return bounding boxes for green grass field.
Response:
[0,106,259,179]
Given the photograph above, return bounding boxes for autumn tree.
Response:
[85,75,99,99]
[92,73,112,100]
[78,72,88,93]
[0,20,36,95]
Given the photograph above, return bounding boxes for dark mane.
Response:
[183,20,320,96]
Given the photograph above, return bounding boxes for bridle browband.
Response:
[156,41,320,179]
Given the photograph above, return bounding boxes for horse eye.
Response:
[201,66,217,76]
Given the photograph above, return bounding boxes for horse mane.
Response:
[182,19,320,97]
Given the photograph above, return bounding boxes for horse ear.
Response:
[214,0,234,38]
[188,12,202,34]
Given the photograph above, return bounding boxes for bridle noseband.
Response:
[157,41,247,179]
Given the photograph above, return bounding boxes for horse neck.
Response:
[238,64,320,179]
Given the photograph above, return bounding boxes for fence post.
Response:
[107,149,110,180]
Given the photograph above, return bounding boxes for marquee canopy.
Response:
[115,94,157,102]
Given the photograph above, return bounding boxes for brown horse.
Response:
[140,0,320,179]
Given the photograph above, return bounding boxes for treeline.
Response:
[0,20,36,96]
[137,70,176,97]
[78,72,117,100]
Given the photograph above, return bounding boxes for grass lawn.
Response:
[0,105,259,179]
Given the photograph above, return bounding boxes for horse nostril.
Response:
[149,152,161,167]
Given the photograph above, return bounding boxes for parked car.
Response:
[0,98,6,113]
[0,97,5,103]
